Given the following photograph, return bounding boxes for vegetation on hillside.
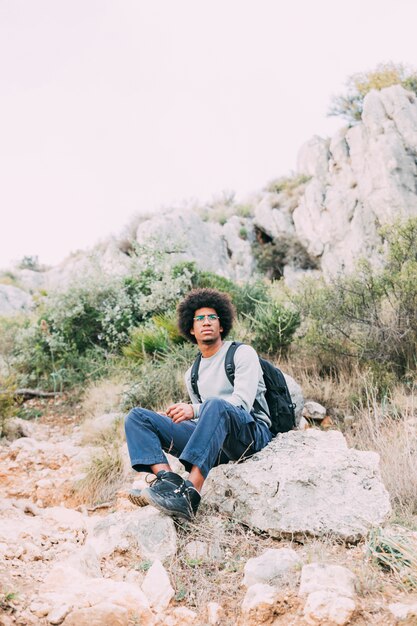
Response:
[1,216,416,527]
[328,62,417,124]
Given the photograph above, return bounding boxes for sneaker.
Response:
[142,478,201,521]
[128,471,175,507]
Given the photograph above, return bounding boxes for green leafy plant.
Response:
[245,299,300,356]
[121,342,196,412]
[367,527,417,590]
[296,218,417,389]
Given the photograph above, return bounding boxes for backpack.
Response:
[190,341,296,436]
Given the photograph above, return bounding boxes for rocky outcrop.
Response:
[205,429,391,541]
[292,85,417,278]
[3,85,417,301]
[0,284,33,316]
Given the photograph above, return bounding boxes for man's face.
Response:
[190,307,223,345]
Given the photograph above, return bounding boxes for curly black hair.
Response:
[177,288,236,344]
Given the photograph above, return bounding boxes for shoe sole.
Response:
[128,492,149,507]
[141,488,194,522]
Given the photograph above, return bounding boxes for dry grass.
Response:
[165,503,298,623]
[366,526,417,591]
[73,441,125,505]
[344,384,417,525]
[81,377,126,419]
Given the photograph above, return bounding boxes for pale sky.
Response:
[1,0,417,269]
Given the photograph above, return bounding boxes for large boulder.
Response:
[205,429,391,542]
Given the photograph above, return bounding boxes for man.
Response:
[124,288,272,521]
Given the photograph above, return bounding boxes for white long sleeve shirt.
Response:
[184,341,271,427]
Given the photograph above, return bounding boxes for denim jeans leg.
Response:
[179,398,272,478]
[124,407,196,473]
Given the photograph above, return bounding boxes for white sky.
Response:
[1,0,417,269]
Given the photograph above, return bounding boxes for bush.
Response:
[265,174,311,195]
[0,376,17,437]
[121,342,197,412]
[296,218,417,390]
[329,62,417,124]
[192,270,268,317]
[244,299,300,356]
[11,252,194,391]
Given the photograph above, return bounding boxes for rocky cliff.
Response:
[3,85,417,312]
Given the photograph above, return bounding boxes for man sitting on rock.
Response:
[124,288,272,521]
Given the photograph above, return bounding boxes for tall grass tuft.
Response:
[367,526,417,591]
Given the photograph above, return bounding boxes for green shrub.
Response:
[122,324,170,362]
[0,316,27,376]
[11,252,194,391]
[295,218,417,389]
[328,62,417,124]
[0,376,17,437]
[192,271,268,317]
[244,299,300,356]
[121,342,197,412]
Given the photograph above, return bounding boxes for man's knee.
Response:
[124,407,151,433]
[199,397,230,417]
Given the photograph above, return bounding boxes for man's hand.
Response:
[166,403,194,423]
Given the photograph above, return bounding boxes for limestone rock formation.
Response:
[205,429,391,541]
[0,284,33,316]
[292,85,417,278]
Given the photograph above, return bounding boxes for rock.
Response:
[169,607,198,624]
[185,540,209,561]
[302,401,326,422]
[29,601,51,617]
[61,603,129,626]
[41,572,152,624]
[48,604,73,625]
[388,600,417,621]
[206,602,224,625]
[293,85,417,279]
[243,547,301,588]
[2,417,36,440]
[298,416,309,430]
[136,209,234,278]
[299,563,356,598]
[0,284,33,316]
[284,373,304,424]
[141,559,174,610]
[221,216,256,280]
[206,430,391,541]
[303,590,356,625]
[87,506,177,561]
[241,583,279,618]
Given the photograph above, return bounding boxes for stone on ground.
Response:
[243,547,301,588]
[86,505,177,560]
[241,583,279,621]
[299,563,356,598]
[206,430,391,541]
[141,559,174,610]
[303,590,356,625]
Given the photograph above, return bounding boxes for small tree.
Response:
[329,62,417,124]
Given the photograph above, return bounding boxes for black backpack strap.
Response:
[225,341,269,419]
[190,352,203,402]
[224,341,242,385]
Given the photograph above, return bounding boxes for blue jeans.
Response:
[124,397,272,479]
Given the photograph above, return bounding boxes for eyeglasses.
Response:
[193,314,220,323]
